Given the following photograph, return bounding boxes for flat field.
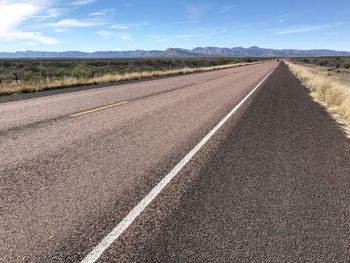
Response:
[0,57,263,95]
[292,57,350,83]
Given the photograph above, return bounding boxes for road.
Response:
[1,62,275,262]
[1,61,349,262]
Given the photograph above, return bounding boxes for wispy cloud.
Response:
[0,1,58,45]
[110,24,129,29]
[0,2,37,32]
[220,4,236,13]
[49,19,105,27]
[148,32,213,41]
[55,29,67,33]
[90,11,104,16]
[119,34,131,40]
[275,25,330,35]
[97,31,131,41]
[109,22,148,30]
[97,30,112,39]
[71,0,96,6]
[173,33,211,39]
[35,8,62,19]
[185,3,208,20]
[2,31,58,44]
[89,9,116,17]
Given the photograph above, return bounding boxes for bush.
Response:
[0,58,266,85]
[70,65,93,78]
[319,60,329,66]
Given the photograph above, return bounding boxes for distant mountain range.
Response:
[1,46,349,58]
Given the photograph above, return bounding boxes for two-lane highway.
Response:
[0,62,277,262]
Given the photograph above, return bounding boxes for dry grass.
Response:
[286,61,350,137]
[0,61,260,96]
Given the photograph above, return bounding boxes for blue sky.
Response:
[0,0,349,52]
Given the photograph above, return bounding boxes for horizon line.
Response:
[1,46,350,53]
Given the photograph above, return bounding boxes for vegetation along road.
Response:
[1,61,350,262]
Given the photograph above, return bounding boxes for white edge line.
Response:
[81,66,277,263]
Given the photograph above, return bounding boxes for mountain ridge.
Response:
[0,46,349,58]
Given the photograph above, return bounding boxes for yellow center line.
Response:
[70,101,128,117]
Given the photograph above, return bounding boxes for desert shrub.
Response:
[71,64,93,79]
[319,60,329,66]
[0,57,266,86]
[293,57,350,69]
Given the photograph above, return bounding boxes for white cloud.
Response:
[109,22,148,30]
[0,1,58,45]
[90,8,116,16]
[110,24,128,29]
[2,31,59,44]
[97,31,131,41]
[71,0,96,6]
[0,2,38,32]
[97,30,112,39]
[90,11,104,16]
[49,19,105,27]
[276,25,330,35]
[103,8,117,12]
[35,8,62,19]
[119,34,131,40]
[148,33,212,40]
[173,33,210,39]
[55,29,67,33]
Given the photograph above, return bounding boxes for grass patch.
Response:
[0,59,262,96]
[286,61,350,137]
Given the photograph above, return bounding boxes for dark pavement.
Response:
[101,63,350,262]
[0,62,277,262]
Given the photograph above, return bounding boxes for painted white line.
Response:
[81,67,277,263]
[70,101,128,117]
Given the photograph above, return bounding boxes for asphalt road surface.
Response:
[2,61,350,262]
